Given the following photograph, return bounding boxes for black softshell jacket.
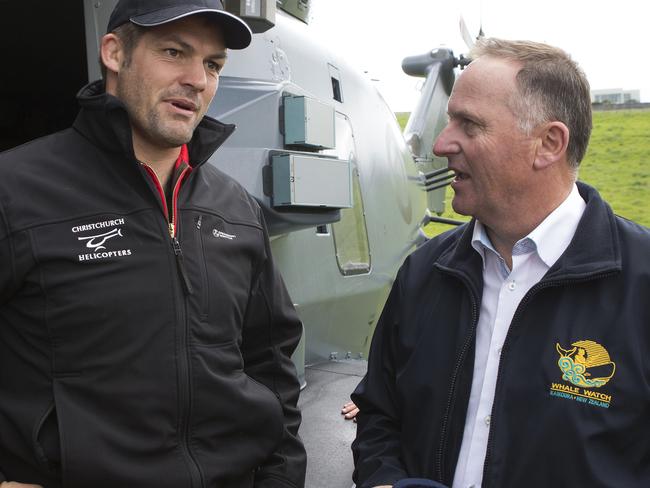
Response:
[0,82,306,488]
[352,183,650,488]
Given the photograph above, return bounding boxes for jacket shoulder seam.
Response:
[4,207,152,236]
[0,128,73,157]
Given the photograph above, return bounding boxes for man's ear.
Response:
[533,121,570,170]
[100,33,123,75]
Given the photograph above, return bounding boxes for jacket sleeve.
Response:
[351,264,409,488]
[241,213,306,488]
[0,200,30,308]
[0,200,14,307]
[0,202,11,481]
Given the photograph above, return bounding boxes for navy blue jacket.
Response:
[0,82,306,488]
[352,183,650,488]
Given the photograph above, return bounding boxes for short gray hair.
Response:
[470,38,592,167]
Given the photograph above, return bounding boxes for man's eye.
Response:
[462,119,479,134]
[206,61,222,73]
[165,48,180,57]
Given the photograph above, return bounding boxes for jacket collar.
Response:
[72,80,235,168]
[544,181,622,280]
[436,181,621,287]
[436,220,484,297]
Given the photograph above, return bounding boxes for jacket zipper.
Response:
[481,270,618,487]
[170,167,194,295]
[141,164,194,294]
[140,162,204,488]
[434,267,480,484]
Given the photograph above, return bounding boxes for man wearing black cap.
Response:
[0,1,306,487]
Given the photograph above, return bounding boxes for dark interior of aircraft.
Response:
[0,1,88,152]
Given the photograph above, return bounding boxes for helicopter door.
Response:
[0,0,88,152]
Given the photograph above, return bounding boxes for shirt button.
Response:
[508,281,516,291]
[485,415,491,426]
[497,345,503,354]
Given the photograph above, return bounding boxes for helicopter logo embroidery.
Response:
[78,228,123,251]
[549,340,616,409]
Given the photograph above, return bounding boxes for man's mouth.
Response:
[451,169,470,181]
[167,98,199,114]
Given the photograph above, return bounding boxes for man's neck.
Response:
[484,182,575,269]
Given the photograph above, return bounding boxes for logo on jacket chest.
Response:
[549,340,616,409]
[72,218,133,262]
[196,214,237,240]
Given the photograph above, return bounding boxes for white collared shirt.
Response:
[451,185,586,488]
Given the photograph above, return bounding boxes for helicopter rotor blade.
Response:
[459,15,475,50]
[478,0,486,39]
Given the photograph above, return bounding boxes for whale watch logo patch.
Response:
[549,340,616,409]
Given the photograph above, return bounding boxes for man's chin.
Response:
[450,198,473,217]
[156,128,194,148]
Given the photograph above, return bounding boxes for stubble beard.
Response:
[116,77,200,149]
[143,107,195,148]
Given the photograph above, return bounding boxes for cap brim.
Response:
[131,7,252,50]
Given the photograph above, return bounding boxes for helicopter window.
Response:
[328,64,343,103]
[332,166,371,276]
[331,78,342,102]
[326,114,371,276]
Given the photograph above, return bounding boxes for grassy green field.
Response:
[397,109,650,236]
[581,110,650,226]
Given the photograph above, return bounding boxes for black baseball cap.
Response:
[106,0,252,50]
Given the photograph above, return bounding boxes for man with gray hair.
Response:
[352,38,650,488]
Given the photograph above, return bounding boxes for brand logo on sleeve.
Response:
[72,218,133,262]
[549,340,616,409]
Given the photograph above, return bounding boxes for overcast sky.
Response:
[310,0,649,112]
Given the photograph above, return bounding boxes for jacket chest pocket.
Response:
[31,214,169,337]
[28,213,179,373]
[185,213,262,345]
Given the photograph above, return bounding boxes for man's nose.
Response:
[181,58,208,91]
[432,125,459,157]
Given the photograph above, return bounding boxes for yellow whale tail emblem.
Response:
[556,344,576,357]
[556,341,616,388]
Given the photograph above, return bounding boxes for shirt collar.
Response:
[471,184,586,269]
[471,220,493,268]
[527,183,586,268]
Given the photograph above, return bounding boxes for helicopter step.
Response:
[298,359,367,488]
